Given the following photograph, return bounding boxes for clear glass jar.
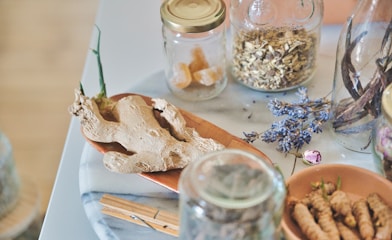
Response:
[160,0,227,101]
[178,149,286,240]
[230,0,323,92]
[373,84,392,182]
[330,0,392,153]
[0,129,20,218]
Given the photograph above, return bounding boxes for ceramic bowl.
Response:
[281,163,392,240]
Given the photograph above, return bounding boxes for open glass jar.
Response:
[161,0,227,101]
[230,0,323,92]
[178,149,286,239]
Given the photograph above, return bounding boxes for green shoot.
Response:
[320,178,329,200]
[336,176,342,190]
[91,25,107,99]
[79,82,85,96]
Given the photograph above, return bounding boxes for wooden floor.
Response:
[0,0,98,215]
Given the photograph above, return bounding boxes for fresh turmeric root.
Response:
[291,202,329,240]
[336,221,361,240]
[310,180,337,195]
[288,178,392,240]
[330,190,357,228]
[353,198,374,240]
[367,193,392,240]
[308,192,340,240]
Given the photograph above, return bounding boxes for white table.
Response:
[39,1,380,239]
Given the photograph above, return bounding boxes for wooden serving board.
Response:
[84,93,271,193]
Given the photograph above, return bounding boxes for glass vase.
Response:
[330,0,392,153]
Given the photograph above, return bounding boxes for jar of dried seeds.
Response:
[178,149,286,239]
[160,0,227,101]
[230,0,323,91]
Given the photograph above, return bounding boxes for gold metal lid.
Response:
[160,0,226,33]
[382,84,392,124]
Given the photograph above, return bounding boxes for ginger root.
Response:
[69,90,224,173]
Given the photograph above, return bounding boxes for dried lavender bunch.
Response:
[244,87,330,152]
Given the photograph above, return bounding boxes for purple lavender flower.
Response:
[267,99,287,116]
[242,131,259,143]
[296,87,310,103]
[309,120,323,133]
[288,106,308,119]
[243,87,331,153]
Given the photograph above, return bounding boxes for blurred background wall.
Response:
[0,0,98,216]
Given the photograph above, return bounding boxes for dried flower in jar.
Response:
[232,27,318,91]
[374,125,392,181]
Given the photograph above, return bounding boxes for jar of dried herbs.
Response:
[160,0,227,101]
[230,0,323,91]
[178,149,286,239]
[0,129,20,218]
[330,0,392,153]
[373,84,392,182]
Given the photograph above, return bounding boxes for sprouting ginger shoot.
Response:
[311,180,337,198]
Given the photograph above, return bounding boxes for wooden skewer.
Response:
[99,194,179,237]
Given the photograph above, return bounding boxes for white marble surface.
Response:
[79,55,381,239]
[40,1,383,239]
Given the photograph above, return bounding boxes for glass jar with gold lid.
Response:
[160,0,227,101]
